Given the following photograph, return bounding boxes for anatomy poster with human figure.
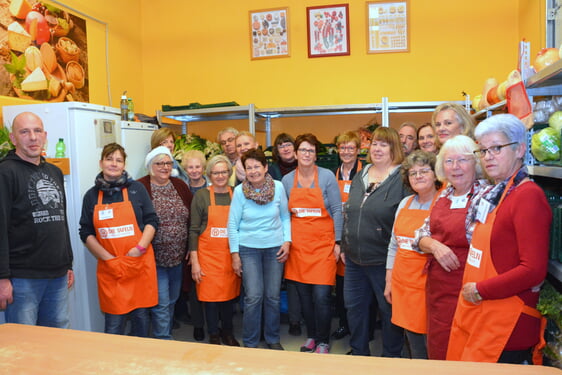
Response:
[307,4,349,58]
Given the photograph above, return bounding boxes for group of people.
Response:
[0,104,551,365]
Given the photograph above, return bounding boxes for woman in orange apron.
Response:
[189,155,241,346]
[79,143,158,337]
[415,136,488,360]
[332,131,363,340]
[447,114,551,364]
[228,149,291,349]
[282,133,342,354]
[384,150,441,359]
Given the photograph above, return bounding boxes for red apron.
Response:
[391,194,437,334]
[335,163,362,277]
[285,167,336,286]
[93,188,158,315]
[196,186,241,302]
[447,179,546,364]
[425,193,471,360]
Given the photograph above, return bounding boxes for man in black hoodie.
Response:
[0,112,73,327]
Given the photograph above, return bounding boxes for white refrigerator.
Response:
[2,102,158,332]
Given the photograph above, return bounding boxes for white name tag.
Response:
[343,183,351,194]
[210,227,228,238]
[396,236,414,251]
[98,224,135,239]
[450,195,468,209]
[467,245,483,269]
[476,199,491,224]
[98,209,114,220]
[292,208,322,217]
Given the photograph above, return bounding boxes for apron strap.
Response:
[97,187,128,204]
[293,166,319,188]
[208,185,232,206]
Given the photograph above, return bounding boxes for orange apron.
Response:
[285,167,336,286]
[336,163,362,277]
[93,188,158,315]
[196,186,241,302]
[447,178,546,363]
[390,194,437,334]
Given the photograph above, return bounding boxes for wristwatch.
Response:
[474,286,483,301]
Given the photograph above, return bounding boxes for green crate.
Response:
[162,102,239,111]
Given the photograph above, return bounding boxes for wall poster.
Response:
[249,8,289,60]
[306,4,350,58]
[0,0,89,102]
[367,1,409,54]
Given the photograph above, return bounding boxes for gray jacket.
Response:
[343,165,410,266]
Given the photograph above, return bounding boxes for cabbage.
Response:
[531,127,561,162]
[548,111,562,132]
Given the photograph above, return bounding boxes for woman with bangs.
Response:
[343,127,410,357]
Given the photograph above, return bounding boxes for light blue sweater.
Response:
[228,180,291,253]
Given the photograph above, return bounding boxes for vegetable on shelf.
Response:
[173,133,222,161]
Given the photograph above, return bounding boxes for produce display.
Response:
[534,47,560,72]
[173,133,222,162]
[0,0,88,102]
[0,126,14,160]
[531,126,560,162]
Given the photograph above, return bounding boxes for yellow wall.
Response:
[0,0,549,136]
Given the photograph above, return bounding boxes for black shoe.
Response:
[209,333,221,345]
[267,343,284,350]
[194,327,205,341]
[331,326,349,340]
[288,322,301,336]
[172,319,180,330]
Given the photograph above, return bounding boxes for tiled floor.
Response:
[171,310,382,356]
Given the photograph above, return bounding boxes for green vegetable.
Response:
[173,133,221,161]
[3,51,27,89]
[549,111,562,133]
[0,127,14,160]
[531,127,560,162]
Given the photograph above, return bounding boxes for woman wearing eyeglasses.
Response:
[282,133,342,354]
[228,148,291,349]
[343,127,409,357]
[138,146,192,340]
[268,133,297,181]
[413,135,489,360]
[447,114,551,364]
[79,143,159,337]
[383,150,442,359]
[331,131,363,340]
[189,155,241,346]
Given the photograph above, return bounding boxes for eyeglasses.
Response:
[473,142,518,158]
[154,161,173,168]
[338,146,357,152]
[211,170,229,176]
[278,143,293,149]
[444,158,472,167]
[220,137,235,146]
[408,168,433,178]
[298,148,316,154]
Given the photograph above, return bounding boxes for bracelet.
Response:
[474,286,483,301]
[135,245,147,254]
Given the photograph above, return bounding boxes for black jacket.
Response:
[343,165,410,266]
[0,150,73,278]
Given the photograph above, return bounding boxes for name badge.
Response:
[467,245,483,269]
[99,209,113,220]
[292,208,322,217]
[476,199,492,223]
[450,195,468,209]
[210,227,228,238]
[343,183,351,194]
[396,236,414,251]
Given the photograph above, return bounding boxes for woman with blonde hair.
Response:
[431,103,475,145]
[182,150,208,194]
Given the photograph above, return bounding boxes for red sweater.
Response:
[477,181,551,351]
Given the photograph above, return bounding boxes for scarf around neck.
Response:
[95,170,131,195]
[242,173,275,205]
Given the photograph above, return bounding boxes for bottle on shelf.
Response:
[55,138,65,158]
[127,98,135,121]
[120,91,128,121]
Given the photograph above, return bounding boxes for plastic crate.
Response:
[162,102,239,111]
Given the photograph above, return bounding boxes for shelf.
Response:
[45,157,70,175]
[472,100,507,119]
[257,103,382,118]
[528,165,562,179]
[526,59,562,96]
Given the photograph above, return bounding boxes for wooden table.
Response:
[0,324,559,375]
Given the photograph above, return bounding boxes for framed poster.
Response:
[367,1,409,53]
[249,8,289,60]
[306,4,350,58]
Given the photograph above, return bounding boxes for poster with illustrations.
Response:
[306,4,350,58]
[250,8,289,60]
[367,1,409,53]
[0,0,89,102]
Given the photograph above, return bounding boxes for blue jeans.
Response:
[105,308,149,337]
[5,275,70,328]
[294,282,332,344]
[239,245,284,347]
[344,259,404,357]
[151,264,183,339]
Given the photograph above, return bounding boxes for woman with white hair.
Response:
[447,114,551,364]
[138,146,192,340]
[414,135,489,360]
